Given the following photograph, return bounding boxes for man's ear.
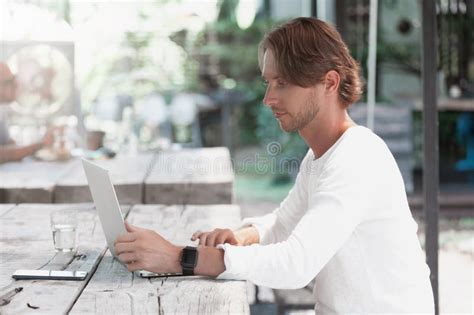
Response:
[323,70,341,96]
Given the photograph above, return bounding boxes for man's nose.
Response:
[263,88,277,107]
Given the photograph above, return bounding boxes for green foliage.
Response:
[217,0,238,24]
[175,2,308,181]
[183,16,275,145]
[235,174,294,202]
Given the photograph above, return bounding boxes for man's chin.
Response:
[278,122,298,133]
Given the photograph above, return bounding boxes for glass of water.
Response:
[50,209,78,252]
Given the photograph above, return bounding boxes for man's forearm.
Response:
[195,246,226,277]
[171,226,259,277]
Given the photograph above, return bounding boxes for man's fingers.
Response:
[229,236,239,245]
[115,242,136,255]
[191,231,202,241]
[126,261,143,272]
[206,232,219,247]
[125,221,140,233]
[215,233,230,245]
[118,252,136,264]
[191,230,234,246]
[199,233,209,246]
[115,232,137,244]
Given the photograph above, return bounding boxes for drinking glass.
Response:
[50,209,77,252]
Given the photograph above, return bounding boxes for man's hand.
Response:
[191,228,243,247]
[115,222,182,273]
[191,226,260,247]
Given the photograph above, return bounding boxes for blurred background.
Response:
[0,0,472,314]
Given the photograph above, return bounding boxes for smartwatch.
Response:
[180,246,198,276]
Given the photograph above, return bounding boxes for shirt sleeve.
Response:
[238,152,311,245]
[217,157,373,289]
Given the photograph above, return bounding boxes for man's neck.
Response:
[299,110,356,159]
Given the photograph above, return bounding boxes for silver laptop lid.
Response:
[81,158,126,258]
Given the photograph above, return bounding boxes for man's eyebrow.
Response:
[261,75,280,80]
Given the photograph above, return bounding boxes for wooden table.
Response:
[0,203,248,314]
[0,147,234,205]
[145,147,234,205]
[54,153,154,204]
[0,160,76,203]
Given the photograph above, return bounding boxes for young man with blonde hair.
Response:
[115,17,434,313]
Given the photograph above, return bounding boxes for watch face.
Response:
[182,247,198,268]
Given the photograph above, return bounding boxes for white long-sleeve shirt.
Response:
[217,125,434,314]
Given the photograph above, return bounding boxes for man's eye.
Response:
[277,80,287,86]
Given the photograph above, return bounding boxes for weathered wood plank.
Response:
[71,204,249,314]
[144,147,235,205]
[0,203,128,314]
[54,153,154,204]
[0,204,15,217]
[0,160,76,203]
[157,277,250,314]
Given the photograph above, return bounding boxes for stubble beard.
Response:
[280,95,320,133]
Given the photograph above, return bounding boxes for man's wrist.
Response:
[180,246,199,275]
[173,245,184,274]
[172,245,225,277]
[194,245,225,277]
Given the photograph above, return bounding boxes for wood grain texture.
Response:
[0,204,15,217]
[71,204,249,314]
[0,160,76,203]
[144,147,235,205]
[0,203,126,314]
[54,154,154,204]
[1,148,234,205]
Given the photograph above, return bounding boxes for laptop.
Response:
[81,159,183,278]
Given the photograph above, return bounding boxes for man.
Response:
[0,62,54,163]
[115,18,434,313]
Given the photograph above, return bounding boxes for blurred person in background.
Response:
[0,62,54,163]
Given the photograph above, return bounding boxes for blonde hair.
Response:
[259,17,364,107]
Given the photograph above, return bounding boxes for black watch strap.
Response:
[180,246,198,276]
